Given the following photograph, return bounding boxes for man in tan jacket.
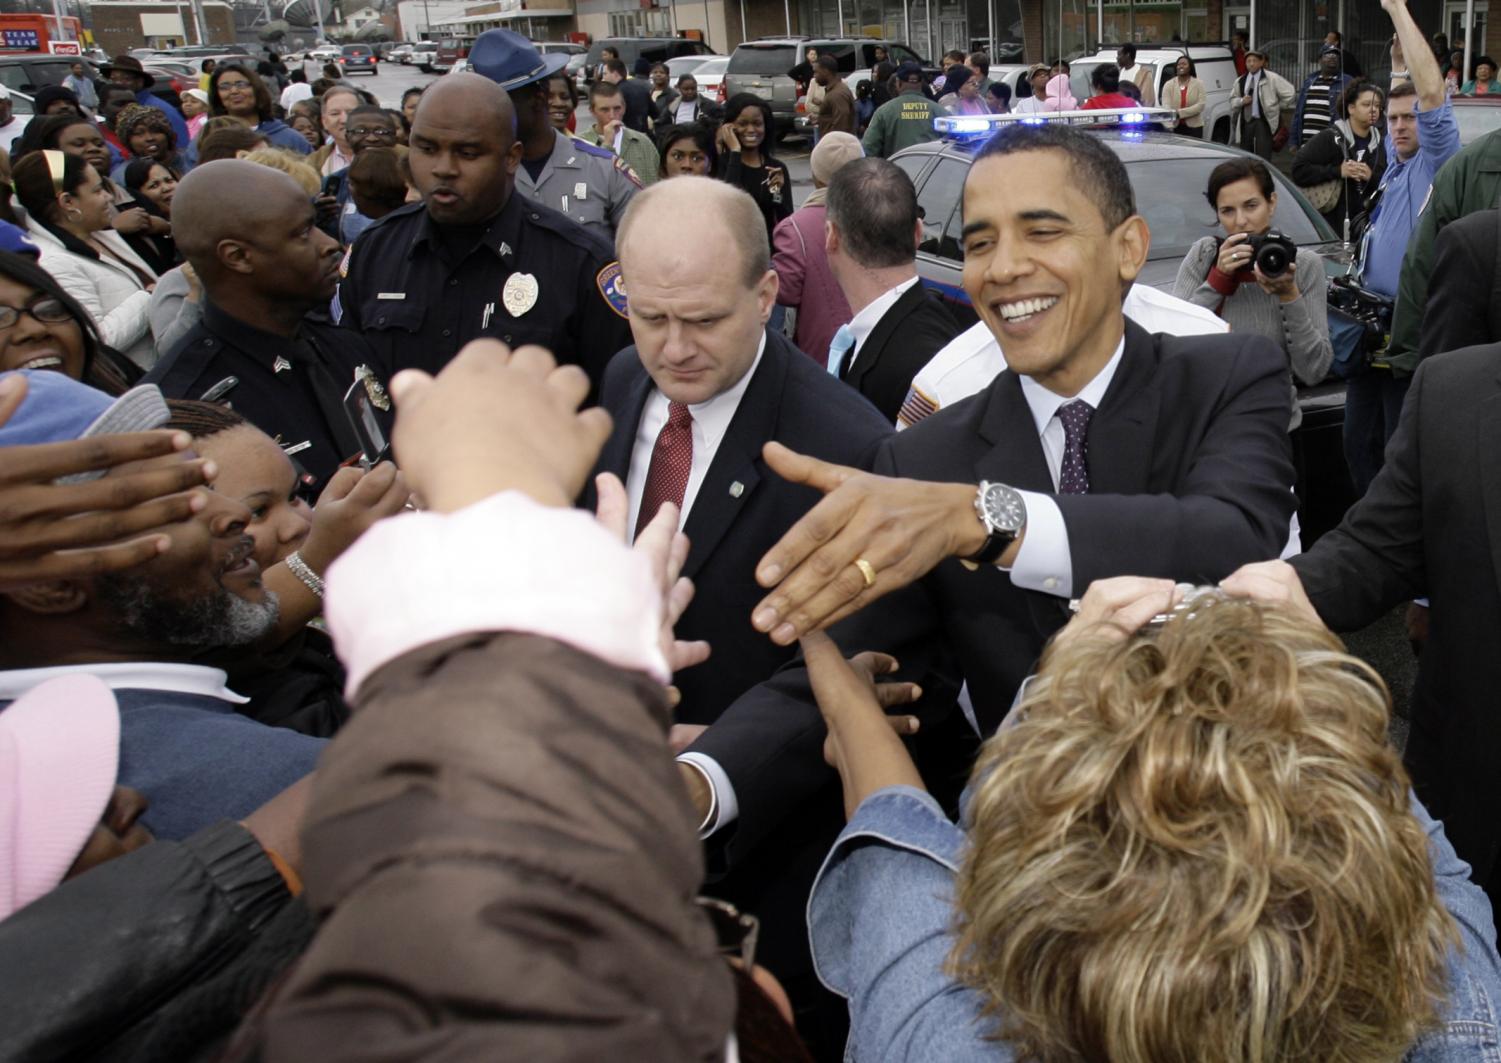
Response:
[1232,48,1298,158]
[1117,43,1156,105]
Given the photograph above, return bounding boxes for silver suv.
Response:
[724,37,929,135]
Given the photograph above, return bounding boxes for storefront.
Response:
[790,0,1023,62]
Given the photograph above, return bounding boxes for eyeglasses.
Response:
[218,80,253,91]
[0,296,73,331]
[348,126,396,138]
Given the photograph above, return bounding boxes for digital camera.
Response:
[1245,230,1298,279]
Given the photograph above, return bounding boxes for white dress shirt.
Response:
[843,276,919,373]
[0,662,248,704]
[625,334,766,536]
[622,336,768,839]
[677,99,700,123]
[1003,338,1124,599]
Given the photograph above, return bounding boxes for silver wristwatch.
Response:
[966,481,1027,565]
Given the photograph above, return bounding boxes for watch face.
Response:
[982,484,1026,532]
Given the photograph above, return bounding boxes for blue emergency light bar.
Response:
[934,107,1177,140]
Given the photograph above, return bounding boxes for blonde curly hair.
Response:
[952,598,1456,1063]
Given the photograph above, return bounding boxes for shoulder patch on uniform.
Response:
[338,245,352,278]
[613,154,644,189]
[596,262,629,319]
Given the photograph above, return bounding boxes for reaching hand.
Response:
[1047,576,1182,657]
[0,374,215,591]
[751,442,981,645]
[594,471,710,705]
[298,461,411,574]
[1218,559,1323,626]
[111,207,151,235]
[801,630,925,819]
[388,340,611,514]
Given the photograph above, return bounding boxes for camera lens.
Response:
[1256,244,1290,278]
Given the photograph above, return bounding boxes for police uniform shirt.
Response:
[144,301,385,488]
[513,128,641,241]
[333,191,632,388]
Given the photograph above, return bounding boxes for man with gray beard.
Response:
[0,371,324,840]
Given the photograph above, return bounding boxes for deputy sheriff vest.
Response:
[332,190,633,389]
[513,128,642,242]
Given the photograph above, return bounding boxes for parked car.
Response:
[581,37,714,85]
[1068,44,1240,143]
[1452,94,1501,146]
[895,112,1353,541]
[389,42,415,63]
[307,45,341,62]
[695,55,730,103]
[338,43,378,75]
[432,37,473,75]
[0,55,96,97]
[566,51,589,85]
[726,37,930,136]
[411,40,439,71]
[536,41,586,57]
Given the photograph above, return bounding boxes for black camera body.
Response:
[1245,230,1299,278]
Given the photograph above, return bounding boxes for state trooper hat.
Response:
[469,29,570,91]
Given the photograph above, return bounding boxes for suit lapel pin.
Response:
[273,356,292,374]
[729,481,745,498]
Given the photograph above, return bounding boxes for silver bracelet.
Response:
[285,551,325,599]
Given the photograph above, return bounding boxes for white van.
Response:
[1068,45,1240,143]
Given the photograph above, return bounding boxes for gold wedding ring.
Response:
[854,557,877,589]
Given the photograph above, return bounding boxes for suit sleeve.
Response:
[685,439,957,869]
[1419,217,1494,360]
[1292,355,1428,630]
[1055,335,1297,587]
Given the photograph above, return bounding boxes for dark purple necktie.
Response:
[1057,400,1094,495]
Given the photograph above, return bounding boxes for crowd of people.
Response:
[9,0,1501,1057]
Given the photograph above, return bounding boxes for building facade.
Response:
[89,0,236,53]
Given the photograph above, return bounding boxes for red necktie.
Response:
[636,401,693,536]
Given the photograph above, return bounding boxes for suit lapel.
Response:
[971,370,1053,492]
[678,333,784,579]
[1084,322,1159,495]
[846,283,922,388]
[599,361,652,482]
[1477,386,1501,601]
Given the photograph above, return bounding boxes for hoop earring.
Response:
[65,207,82,221]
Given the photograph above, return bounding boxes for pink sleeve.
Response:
[772,213,807,307]
[325,492,669,698]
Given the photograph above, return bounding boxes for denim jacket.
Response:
[808,785,1501,1061]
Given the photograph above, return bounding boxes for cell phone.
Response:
[320,174,341,198]
[342,378,390,468]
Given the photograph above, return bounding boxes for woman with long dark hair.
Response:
[200,63,311,160]
[715,94,792,241]
[0,248,141,394]
[121,157,180,272]
[12,150,159,369]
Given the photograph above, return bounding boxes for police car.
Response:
[898,107,1354,542]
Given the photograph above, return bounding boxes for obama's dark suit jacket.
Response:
[689,318,1298,866]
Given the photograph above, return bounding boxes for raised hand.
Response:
[0,375,215,591]
[751,442,981,645]
[298,462,411,574]
[388,340,612,514]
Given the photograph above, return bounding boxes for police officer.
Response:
[146,160,385,489]
[333,72,632,389]
[470,28,641,242]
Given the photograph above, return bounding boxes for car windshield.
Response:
[1129,157,1329,260]
[728,45,797,76]
[1454,101,1501,145]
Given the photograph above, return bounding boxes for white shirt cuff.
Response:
[677,752,739,838]
[325,491,669,699]
[1000,491,1073,598]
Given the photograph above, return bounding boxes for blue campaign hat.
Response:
[0,221,40,258]
[469,29,570,91]
[0,370,169,480]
